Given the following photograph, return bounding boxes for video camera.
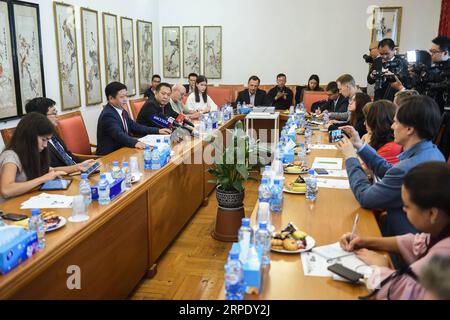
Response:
[372,56,404,90]
[363,54,373,64]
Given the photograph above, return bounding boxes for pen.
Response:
[349,214,359,241]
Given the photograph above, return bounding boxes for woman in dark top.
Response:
[295,74,324,105]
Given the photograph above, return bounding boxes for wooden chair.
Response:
[57,111,99,160]
[129,97,147,120]
[207,87,233,107]
[303,91,329,112]
[1,127,16,146]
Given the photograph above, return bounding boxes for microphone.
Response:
[168,117,193,134]
[150,114,173,129]
[176,113,194,128]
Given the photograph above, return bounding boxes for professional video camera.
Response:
[371,55,405,90]
[363,54,373,64]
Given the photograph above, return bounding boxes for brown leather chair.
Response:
[0,127,16,146]
[56,111,99,160]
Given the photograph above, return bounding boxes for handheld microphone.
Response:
[176,113,194,128]
[168,116,193,134]
[150,114,172,129]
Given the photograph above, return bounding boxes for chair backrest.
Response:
[303,91,329,112]
[1,127,16,146]
[207,87,233,107]
[122,102,132,120]
[57,111,92,155]
[129,97,147,119]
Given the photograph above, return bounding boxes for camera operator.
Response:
[364,41,380,97]
[367,38,409,102]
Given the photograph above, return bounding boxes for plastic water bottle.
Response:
[306,169,318,202]
[255,221,271,266]
[270,178,283,213]
[144,145,152,170]
[298,142,307,167]
[295,103,301,114]
[111,161,121,179]
[224,250,244,300]
[305,125,313,147]
[28,208,46,250]
[258,177,272,203]
[151,146,161,170]
[98,173,111,205]
[323,111,329,124]
[199,113,206,135]
[122,162,132,191]
[256,202,271,231]
[238,218,253,262]
[237,102,242,114]
[79,173,92,205]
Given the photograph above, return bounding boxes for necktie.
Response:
[121,110,128,134]
[51,137,76,166]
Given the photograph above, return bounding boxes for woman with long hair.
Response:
[185,75,218,113]
[296,74,324,105]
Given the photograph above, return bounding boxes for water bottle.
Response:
[144,145,152,170]
[255,221,271,266]
[28,208,46,250]
[295,103,301,114]
[0,215,5,227]
[224,250,244,300]
[323,111,329,124]
[258,177,271,203]
[199,113,206,135]
[111,161,121,179]
[262,165,273,183]
[305,125,313,147]
[122,162,132,191]
[270,178,283,213]
[98,173,111,205]
[151,146,161,170]
[298,142,307,167]
[283,144,295,165]
[211,111,218,129]
[79,173,92,205]
[238,218,253,262]
[256,201,271,231]
[237,102,242,114]
[306,169,318,201]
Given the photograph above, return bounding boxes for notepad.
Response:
[312,242,354,260]
[309,144,338,150]
[316,178,350,189]
[312,157,343,170]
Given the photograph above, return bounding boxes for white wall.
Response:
[0,0,442,148]
[158,0,441,86]
[0,0,160,148]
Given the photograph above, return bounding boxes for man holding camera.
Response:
[367,38,409,102]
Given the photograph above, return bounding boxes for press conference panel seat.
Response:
[129,97,147,120]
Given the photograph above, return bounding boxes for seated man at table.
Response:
[313,81,349,114]
[235,75,267,107]
[169,84,201,119]
[97,82,171,156]
[266,73,293,110]
[336,95,445,237]
[143,74,161,100]
[184,73,197,95]
[137,83,180,129]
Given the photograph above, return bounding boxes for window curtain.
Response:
[439,0,450,35]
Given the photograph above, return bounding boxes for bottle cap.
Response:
[122,162,129,167]
[241,218,250,227]
[309,169,315,175]
[100,173,106,179]
[31,208,40,216]
[229,250,239,260]
[112,161,119,166]
[259,221,267,229]
[81,173,88,180]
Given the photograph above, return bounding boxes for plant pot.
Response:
[212,206,245,242]
[215,186,245,209]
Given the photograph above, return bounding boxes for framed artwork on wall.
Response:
[103,12,120,85]
[370,6,403,47]
[182,26,200,78]
[162,26,180,78]
[121,17,136,96]
[136,20,153,94]
[80,7,102,106]
[53,1,81,110]
[203,26,222,79]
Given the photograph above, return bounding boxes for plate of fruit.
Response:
[43,215,66,233]
[283,176,307,194]
[284,164,309,175]
[271,223,315,253]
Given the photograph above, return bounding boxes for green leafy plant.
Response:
[208,120,270,192]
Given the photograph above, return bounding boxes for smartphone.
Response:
[327,264,364,283]
[84,162,101,177]
[329,129,343,143]
[315,168,329,175]
[0,213,28,221]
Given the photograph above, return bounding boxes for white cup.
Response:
[129,156,140,174]
[69,195,89,223]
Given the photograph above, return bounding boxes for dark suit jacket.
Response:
[235,89,267,106]
[143,88,156,99]
[96,104,159,156]
[48,134,80,167]
[137,99,180,129]
[266,86,293,110]
[317,95,349,113]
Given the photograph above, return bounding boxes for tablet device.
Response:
[39,179,72,191]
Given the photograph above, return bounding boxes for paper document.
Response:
[316,169,348,178]
[310,144,337,150]
[316,178,350,189]
[21,193,74,209]
[139,134,171,146]
[312,242,354,260]
[312,157,343,170]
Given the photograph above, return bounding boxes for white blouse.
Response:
[186,92,218,112]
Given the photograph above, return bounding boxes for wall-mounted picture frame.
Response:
[80,7,102,106]
[203,26,222,79]
[53,1,81,110]
[0,0,18,119]
[162,26,180,78]
[370,6,403,47]
[103,12,120,85]
[136,20,153,94]
[12,0,46,114]
[182,26,200,78]
[121,17,136,96]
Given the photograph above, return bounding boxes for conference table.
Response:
[0,113,385,300]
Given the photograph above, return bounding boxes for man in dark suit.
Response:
[266,73,293,110]
[183,73,198,95]
[137,83,180,128]
[97,82,171,156]
[143,74,161,100]
[312,81,349,114]
[235,75,267,106]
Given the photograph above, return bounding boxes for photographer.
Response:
[364,41,380,97]
[367,38,409,102]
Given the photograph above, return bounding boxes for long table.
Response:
[0,116,243,299]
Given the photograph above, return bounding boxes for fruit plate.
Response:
[44,216,66,233]
[284,166,309,175]
[271,236,316,254]
[283,186,306,194]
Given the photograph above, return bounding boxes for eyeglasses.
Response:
[429,49,444,55]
